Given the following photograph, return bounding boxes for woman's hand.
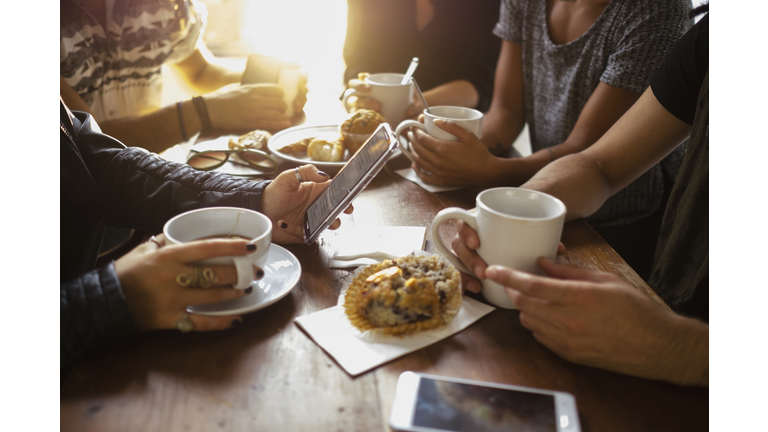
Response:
[344,75,382,113]
[114,235,263,332]
[260,164,354,244]
[408,120,501,186]
[203,83,291,133]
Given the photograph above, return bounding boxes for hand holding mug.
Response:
[115,234,259,332]
[341,73,413,125]
[343,74,383,113]
[204,83,291,132]
[432,187,566,309]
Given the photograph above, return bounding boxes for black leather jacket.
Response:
[60,101,269,378]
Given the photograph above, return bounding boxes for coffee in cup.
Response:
[163,207,272,289]
[395,106,483,162]
[431,188,566,309]
[341,73,413,126]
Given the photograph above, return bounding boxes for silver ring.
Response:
[148,235,162,248]
[294,167,303,183]
[175,312,194,333]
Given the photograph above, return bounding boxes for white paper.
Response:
[295,251,496,376]
[395,168,467,193]
[295,297,494,377]
[329,226,427,269]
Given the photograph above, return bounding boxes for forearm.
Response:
[653,315,709,386]
[423,80,478,109]
[171,49,242,95]
[521,152,614,221]
[97,100,203,153]
[480,106,525,155]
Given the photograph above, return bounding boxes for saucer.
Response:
[186,244,301,316]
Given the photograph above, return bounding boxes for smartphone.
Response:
[390,372,581,432]
[241,53,282,84]
[302,123,398,244]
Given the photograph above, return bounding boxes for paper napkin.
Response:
[294,252,496,376]
[295,297,494,377]
[329,226,427,269]
[395,168,467,193]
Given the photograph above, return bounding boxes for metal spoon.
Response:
[401,57,419,85]
[411,77,431,114]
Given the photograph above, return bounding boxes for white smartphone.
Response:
[302,123,398,244]
[390,372,581,432]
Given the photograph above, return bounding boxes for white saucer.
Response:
[186,244,301,316]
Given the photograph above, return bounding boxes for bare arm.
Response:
[169,47,242,94]
[479,40,526,155]
[60,76,202,152]
[523,87,691,221]
[410,42,641,187]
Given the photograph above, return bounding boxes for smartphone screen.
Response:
[411,378,557,432]
[303,124,396,243]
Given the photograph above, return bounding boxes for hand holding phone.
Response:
[390,372,581,432]
[303,123,398,244]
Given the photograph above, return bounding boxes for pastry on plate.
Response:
[343,253,461,336]
[277,137,312,157]
[307,137,345,162]
[339,109,386,154]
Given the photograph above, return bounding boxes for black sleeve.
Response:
[71,111,269,232]
[61,263,139,381]
[650,14,709,125]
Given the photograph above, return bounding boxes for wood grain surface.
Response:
[61,157,707,432]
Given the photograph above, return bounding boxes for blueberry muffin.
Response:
[339,109,386,154]
[343,253,461,336]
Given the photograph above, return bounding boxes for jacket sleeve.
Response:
[61,107,271,378]
[71,111,270,233]
[61,263,139,380]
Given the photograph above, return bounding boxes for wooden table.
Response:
[61,147,707,432]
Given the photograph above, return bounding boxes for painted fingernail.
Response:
[317,170,329,177]
[280,222,288,229]
[246,243,257,251]
[245,287,253,294]
[231,319,241,327]
[256,269,265,279]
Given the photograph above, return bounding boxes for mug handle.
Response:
[431,207,478,275]
[231,256,255,290]
[394,120,425,163]
[340,88,366,112]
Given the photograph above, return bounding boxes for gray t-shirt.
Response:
[493,0,692,226]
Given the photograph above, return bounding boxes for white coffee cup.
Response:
[431,188,566,309]
[163,207,272,290]
[395,106,483,162]
[341,73,413,126]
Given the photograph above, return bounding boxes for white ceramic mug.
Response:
[163,207,272,290]
[431,188,566,309]
[395,106,483,162]
[342,73,413,126]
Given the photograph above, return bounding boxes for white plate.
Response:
[268,124,401,169]
[186,244,301,316]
